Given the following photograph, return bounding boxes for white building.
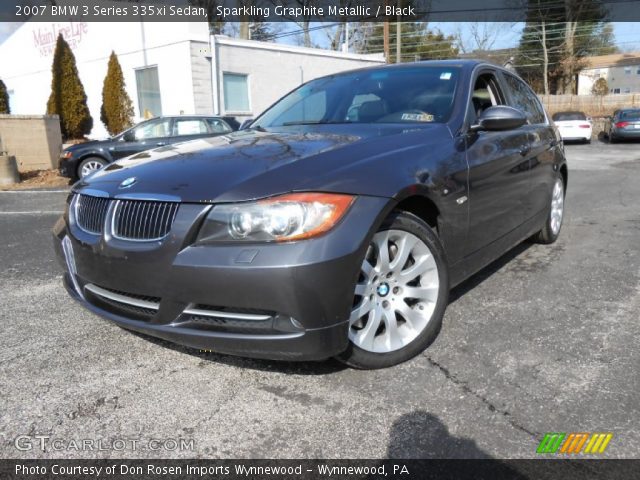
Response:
[0,21,384,138]
[577,52,640,95]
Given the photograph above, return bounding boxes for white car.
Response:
[552,111,592,143]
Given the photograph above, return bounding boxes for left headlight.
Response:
[196,192,355,243]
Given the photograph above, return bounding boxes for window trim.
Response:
[222,72,252,115]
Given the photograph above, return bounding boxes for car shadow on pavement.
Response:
[448,241,533,305]
[128,330,347,375]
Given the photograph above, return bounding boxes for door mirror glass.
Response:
[472,106,527,132]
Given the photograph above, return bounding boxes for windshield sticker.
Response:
[401,113,434,122]
[440,72,452,80]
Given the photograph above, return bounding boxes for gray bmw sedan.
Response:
[53,60,567,368]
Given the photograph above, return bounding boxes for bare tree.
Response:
[454,22,503,54]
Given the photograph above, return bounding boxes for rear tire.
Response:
[532,176,565,244]
[336,211,449,369]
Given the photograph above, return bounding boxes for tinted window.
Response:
[253,66,460,127]
[620,110,640,120]
[503,74,546,124]
[132,118,171,140]
[553,112,587,121]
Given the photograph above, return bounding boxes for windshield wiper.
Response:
[281,120,353,126]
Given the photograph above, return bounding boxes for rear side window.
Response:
[173,119,208,136]
[206,118,232,133]
[503,74,546,124]
[620,110,640,120]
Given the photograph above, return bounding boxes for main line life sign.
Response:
[32,22,89,57]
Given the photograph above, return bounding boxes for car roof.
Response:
[311,59,514,82]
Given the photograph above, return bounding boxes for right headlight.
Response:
[196,192,355,243]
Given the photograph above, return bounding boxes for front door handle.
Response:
[156,142,166,146]
[519,144,531,156]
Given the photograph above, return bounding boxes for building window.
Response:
[135,66,162,118]
[623,87,631,94]
[612,88,621,94]
[624,66,631,75]
[637,66,640,75]
[7,89,15,113]
[223,73,250,113]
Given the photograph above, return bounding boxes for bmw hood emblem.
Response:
[119,177,137,189]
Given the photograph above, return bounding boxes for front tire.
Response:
[337,211,449,369]
[78,157,108,179]
[532,176,565,244]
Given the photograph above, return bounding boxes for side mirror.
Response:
[122,130,135,142]
[239,119,254,130]
[471,106,527,132]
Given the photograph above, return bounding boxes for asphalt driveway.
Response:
[1,140,638,459]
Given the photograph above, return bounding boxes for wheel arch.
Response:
[392,190,441,231]
[560,163,568,190]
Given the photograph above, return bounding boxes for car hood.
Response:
[75,124,450,202]
[65,139,113,152]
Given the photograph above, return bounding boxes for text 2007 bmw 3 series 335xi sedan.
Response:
[53,60,567,369]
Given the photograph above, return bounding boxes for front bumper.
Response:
[58,157,78,179]
[52,195,389,361]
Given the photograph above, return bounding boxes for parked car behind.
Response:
[552,111,592,143]
[53,60,567,369]
[59,116,238,180]
[606,108,640,143]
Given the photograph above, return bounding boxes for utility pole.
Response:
[383,0,390,63]
[343,22,349,53]
[395,0,402,63]
[396,20,401,63]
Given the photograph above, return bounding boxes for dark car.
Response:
[59,115,238,180]
[53,61,567,369]
[605,108,640,142]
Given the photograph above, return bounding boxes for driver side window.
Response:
[468,73,504,125]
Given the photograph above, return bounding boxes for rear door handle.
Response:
[519,144,531,156]
[156,142,166,146]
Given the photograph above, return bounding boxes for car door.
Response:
[500,71,557,220]
[464,69,532,256]
[108,118,173,160]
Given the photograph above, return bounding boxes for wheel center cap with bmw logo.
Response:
[119,177,137,189]
[377,283,390,297]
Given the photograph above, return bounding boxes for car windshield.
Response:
[620,110,640,120]
[553,112,586,121]
[253,66,460,128]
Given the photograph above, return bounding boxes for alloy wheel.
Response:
[80,160,105,178]
[550,178,564,235]
[349,229,440,353]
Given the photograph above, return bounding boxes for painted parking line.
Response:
[0,211,63,215]
[0,190,69,194]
